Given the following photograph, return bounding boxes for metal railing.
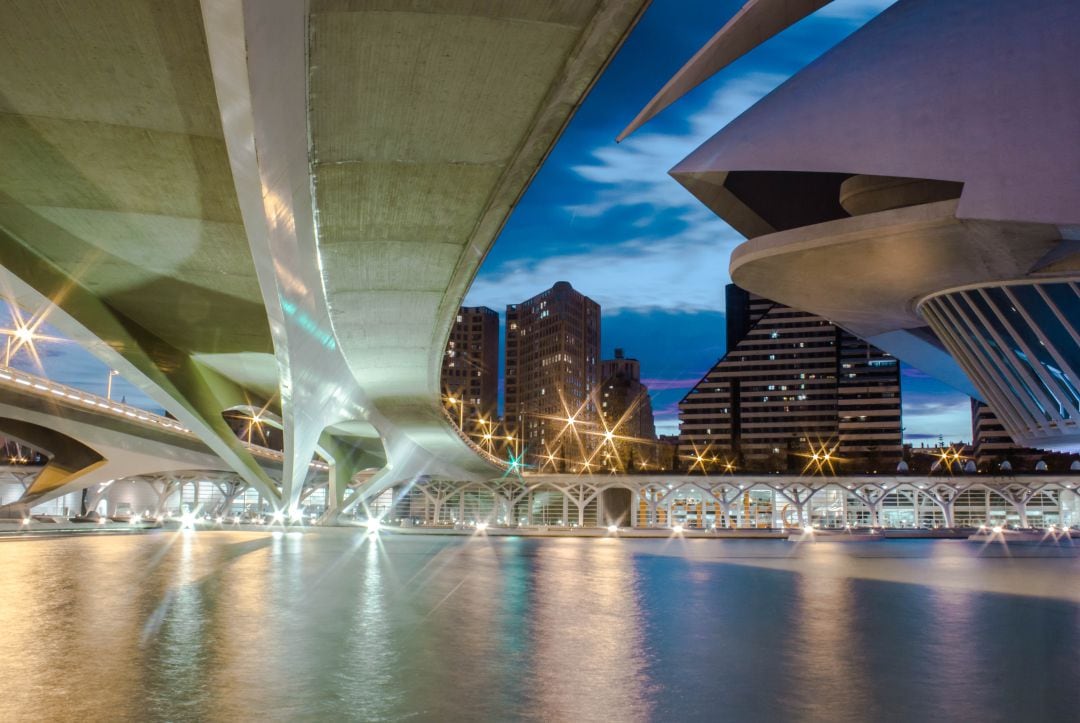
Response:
[439,405,510,470]
[0,366,328,470]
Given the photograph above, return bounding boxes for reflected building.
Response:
[504,282,600,467]
[679,284,902,471]
[441,306,499,421]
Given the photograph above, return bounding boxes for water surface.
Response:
[0,531,1076,722]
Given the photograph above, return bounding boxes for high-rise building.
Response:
[441,306,499,423]
[643,0,1080,452]
[598,349,657,470]
[968,400,1080,472]
[505,281,600,468]
[679,285,902,471]
[971,400,1025,467]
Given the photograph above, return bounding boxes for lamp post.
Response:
[446,395,463,429]
[2,326,35,366]
[106,369,120,400]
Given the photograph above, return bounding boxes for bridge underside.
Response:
[0,0,650,513]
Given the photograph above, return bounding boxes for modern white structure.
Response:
[394,473,1080,530]
[625,0,1080,452]
[0,365,328,516]
[0,0,650,518]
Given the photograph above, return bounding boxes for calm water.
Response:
[0,531,1077,722]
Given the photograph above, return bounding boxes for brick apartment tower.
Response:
[505,281,600,468]
[599,349,657,470]
[441,306,499,424]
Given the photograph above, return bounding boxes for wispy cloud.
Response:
[567,72,785,219]
[651,399,682,419]
[903,392,972,444]
[470,74,785,313]
[904,395,971,419]
[642,377,701,391]
[466,233,737,313]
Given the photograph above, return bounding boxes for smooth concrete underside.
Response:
[307,1,647,465]
[0,0,270,357]
[0,0,650,504]
[729,201,1066,339]
[661,0,1080,405]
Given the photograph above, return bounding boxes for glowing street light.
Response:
[1,308,65,371]
[106,369,120,400]
[445,394,464,429]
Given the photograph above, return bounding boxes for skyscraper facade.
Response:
[679,285,902,471]
[645,0,1080,452]
[505,281,600,467]
[598,349,657,470]
[441,306,499,423]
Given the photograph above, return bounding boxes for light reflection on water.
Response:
[0,532,1077,722]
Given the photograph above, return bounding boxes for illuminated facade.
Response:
[442,306,499,421]
[392,473,1080,530]
[970,400,1080,472]
[626,0,1080,452]
[598,349,658,470]
[504,282,600,468]
[679,285,902,471]
[0,0,649,517]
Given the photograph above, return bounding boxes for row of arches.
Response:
[392,478,1080,530]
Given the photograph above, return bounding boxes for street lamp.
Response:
[106,369,120,400]
[3,325,38,366]
[446,394,463,429]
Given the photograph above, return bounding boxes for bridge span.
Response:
[0,0,650,519]
[0,365,332,517]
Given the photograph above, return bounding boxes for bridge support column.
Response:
[774,484,814,527]
[923,484,968,528]
[316,434,377,525]
[994,484,1041,528]
[0,420,108,517]
[151,478,182,519]
[849,484,890,527]
[1015,501,1029,528]
[213,481,247,518]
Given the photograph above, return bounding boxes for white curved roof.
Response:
[673,0,1080,227]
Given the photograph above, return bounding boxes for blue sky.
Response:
[0,0,974,446]
[463,0,974,443]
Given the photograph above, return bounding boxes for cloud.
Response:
[641,377,701,391]
[466,232,738,313]
[469,74,786,314]
[902,393,972,444]
[903,395,971,419]
[651,399,682,419]
[566,72,786,219]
